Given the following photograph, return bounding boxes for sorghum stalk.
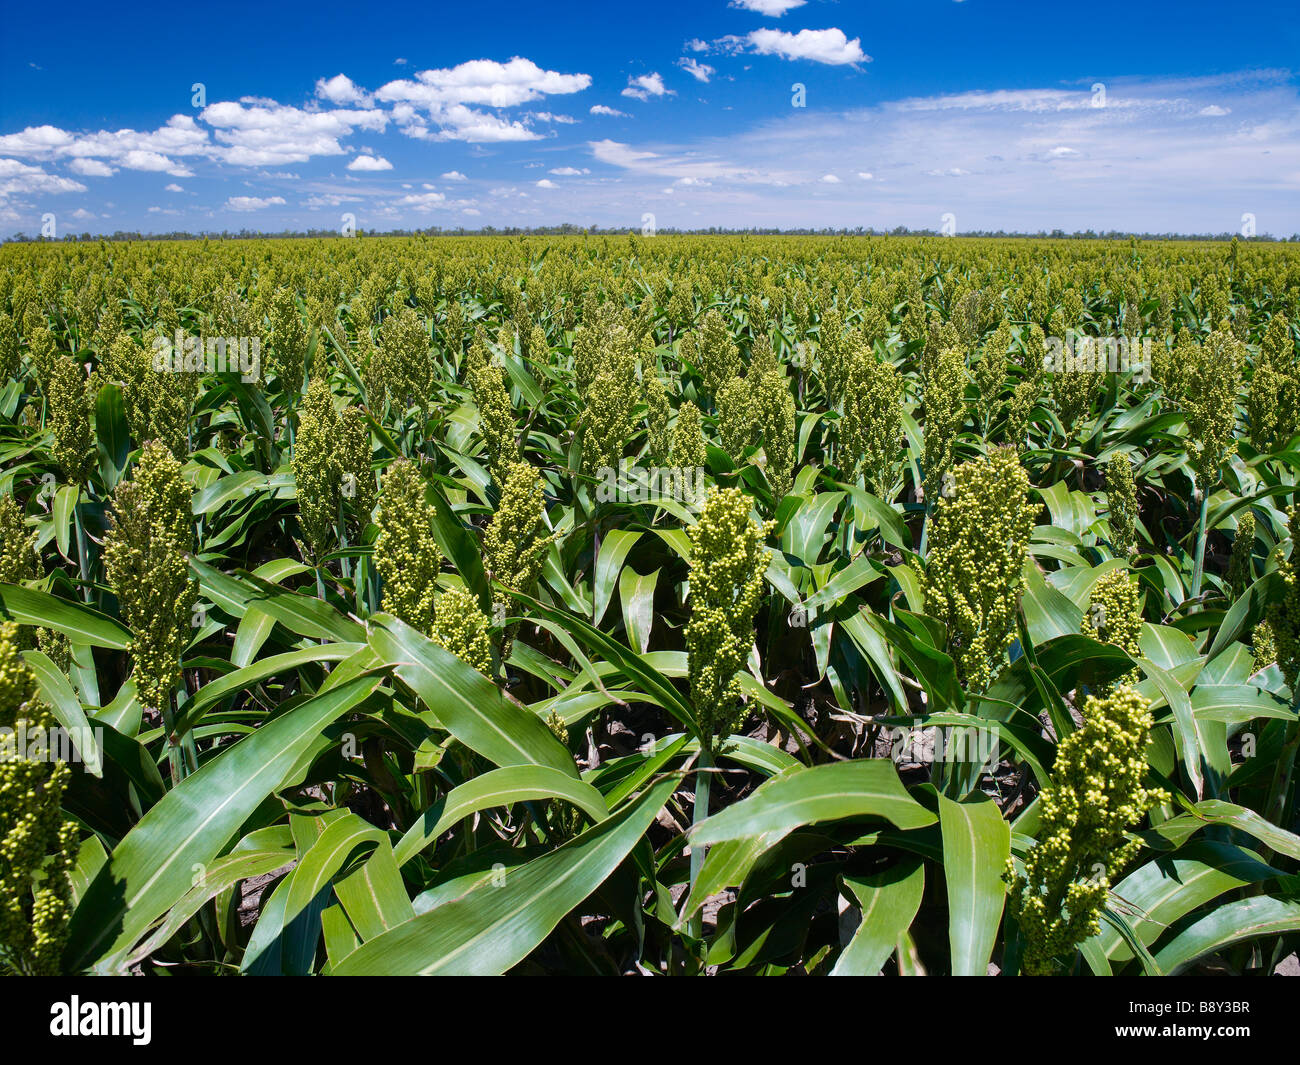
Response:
[923,447,1038,694]
[102,441,198,782]
[1104,453,1138,559]
[374,458,441,634]
[1008,684,1167,975]
[683,487,771,938]
[1264,506,1300,829]
[0,623,77,975]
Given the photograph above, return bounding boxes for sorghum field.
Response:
[2,233,1300,977]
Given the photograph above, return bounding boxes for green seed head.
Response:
[685,487,773,748]
[924,446,1038,692]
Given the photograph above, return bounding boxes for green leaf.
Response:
[393,765,609,868]
[1153,896,1300,974]
[332,775,677,975]
[23,650,102,777]
[593,529,640,624]
[619,565,659,655]
[0,584,132,650]
[66,674,380,972]
[94,382,129,489]
[938,793,1009,976]
[691,760,936,845]
[833,859,925,976]
[192,470,268,515]
[366,612,576,776]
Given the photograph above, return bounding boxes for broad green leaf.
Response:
[938,793,1009,976]
[0,584,132,650]
[67,674,380,971]
[692,760,935,845]
[833,859,925,976]
[1153,896,1300,974]
[332,775,676,975]
[593,529,640,623]
[393,765,608,867]
[367,613,576,776]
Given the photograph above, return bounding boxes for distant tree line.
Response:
[5,224,1299,244]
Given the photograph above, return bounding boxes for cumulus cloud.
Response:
[590,104,629,117]
[346,153,393,171]
[678,58,714,83]
[0,158,87,202]
[1200,104,1231,116]
[744,28,869,66]
[202,100,387,166]
[536,178,557,188]
[622,73,674,102]
[820,173,840,183]
[164,182,184,192]
[733,0,800,13]
[550,166,590,175]
[730,0,806,14]
[0,115,209,176]
[441,170,468,180]
[374,56,589,141]
[316,74,373,107]
[224,195,286,211]
[69,157,115,177]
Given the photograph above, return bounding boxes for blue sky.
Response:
[2,0,1298,236]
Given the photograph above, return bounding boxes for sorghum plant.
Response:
[0,623,77,976]
[1009,685,1167,975]
[102,441,197,732]
[924,447,1038,692]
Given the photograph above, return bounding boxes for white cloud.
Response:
[530,111,577,124]
[730,0,806,14]
[745,28,868,66]
[1200,105,1231,116]
[375,57,589,141]
[678,58,714,83]
[164,182,184,192]
[820,173,840,183]
[0,158,86,201]
[396,191,446,208]
[590,104,629,117]
[550,166,590,175]
[69,157,114,177]
[201,100,387,165]
[316,74,373,107]
[622,73,674,102]
[441,170,468,180]
[1048,146,1079,157]
[224,195,286,211]
[347,153,393,171]
[69,207,95,220]
[685,39,710,53]
[302,193,362,208]
[857,171,873,180]
[589,138,790,185]
[0,115,209,176]
[536,178,557,188]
